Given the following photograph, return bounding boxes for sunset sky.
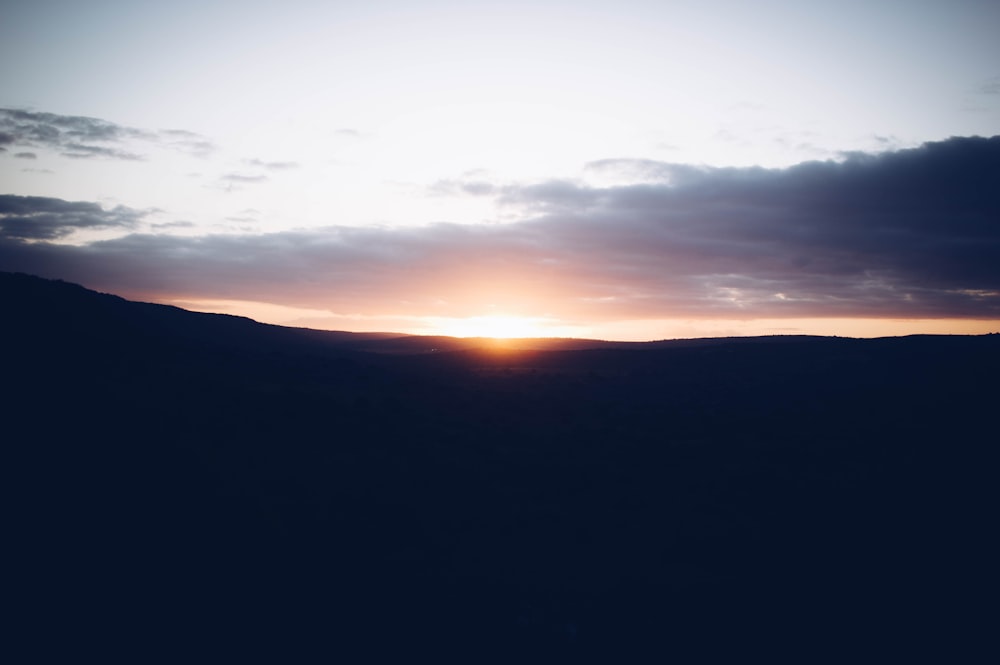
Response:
[2,0,999,339]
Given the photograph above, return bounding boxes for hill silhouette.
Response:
[5,271,997,661]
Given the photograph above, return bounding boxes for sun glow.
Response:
[432,315,551,339]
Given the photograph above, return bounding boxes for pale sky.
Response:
[2,0,999,339]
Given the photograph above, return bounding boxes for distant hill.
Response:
[5,271,997,660]
[1,270,409,354]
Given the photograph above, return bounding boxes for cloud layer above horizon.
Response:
[3,135,999,329]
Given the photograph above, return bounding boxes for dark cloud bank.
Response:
[0,195,147,241]
[2,136,998,321]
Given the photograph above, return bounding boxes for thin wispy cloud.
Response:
[61,143,144,161]
[221,173,269,184]
[979,76,1000,95]
[428,179,498,197]
[159,129,215,157]
[244,158,299,171]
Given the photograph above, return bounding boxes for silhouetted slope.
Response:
[5,272,998,661]
[1,270,405,355]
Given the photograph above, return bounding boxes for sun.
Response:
[435,315,548,339]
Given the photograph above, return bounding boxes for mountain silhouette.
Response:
[5,271,997,661]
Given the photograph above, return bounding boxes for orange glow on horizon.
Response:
[159,297,999,341]
[426,315,553,339]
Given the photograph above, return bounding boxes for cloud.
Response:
[0,108,215,160]
[584,158,677,184]
[221,173,268,183]
[160,129,215,157]
[244,158,299,171]
[13,152,37,159]
[0,195,150,241]
[429,178,497,197]
[1,108,143,143]
[61,143,144,160]
[497,179,602,214]
[2,136,998,321]
[150,220,196,230]
[979,76,1000,95]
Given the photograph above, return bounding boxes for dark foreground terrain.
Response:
[5,272,998,661]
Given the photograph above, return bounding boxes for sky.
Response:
[2,0,999,340]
